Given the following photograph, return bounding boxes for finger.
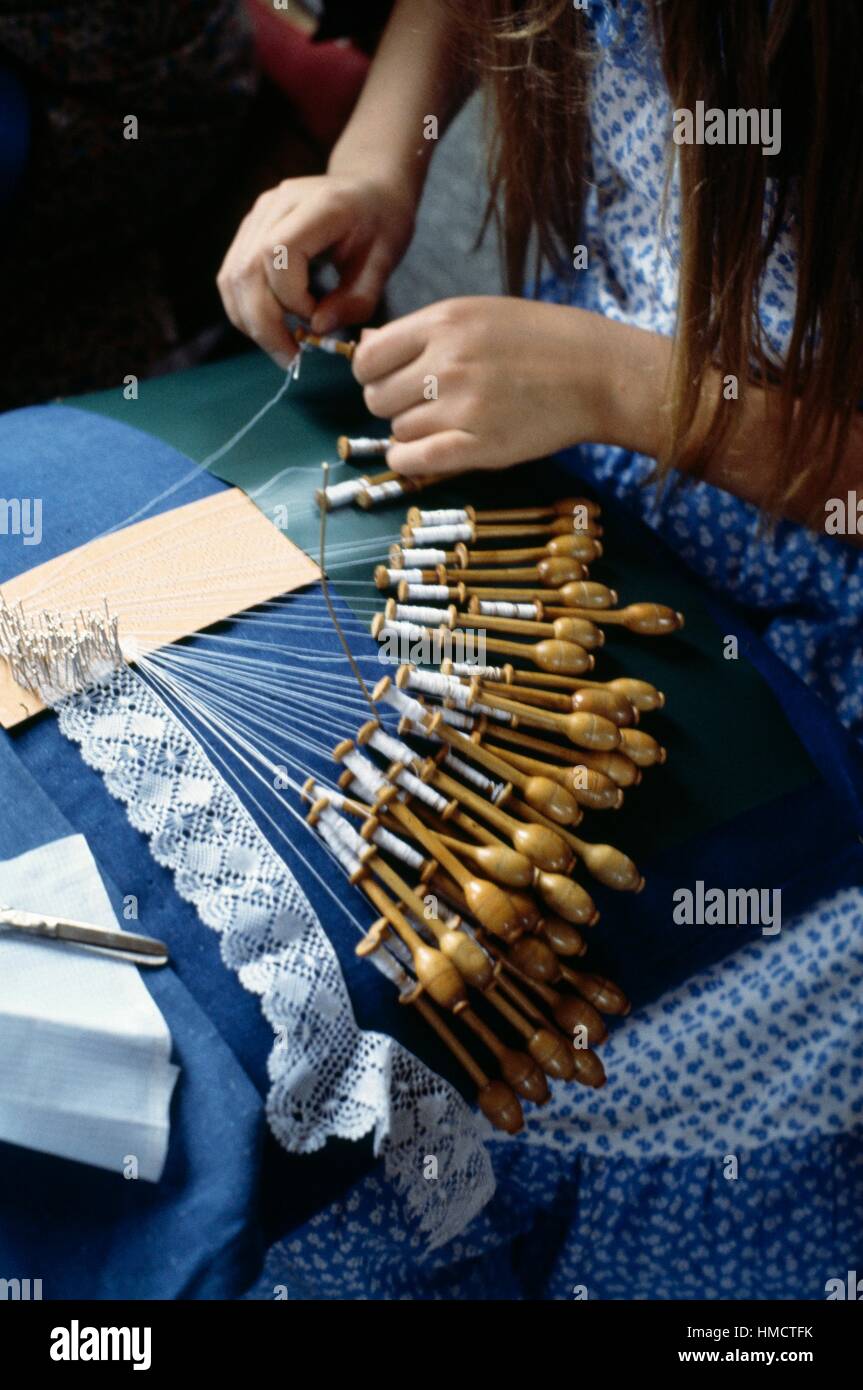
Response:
[389,399,453,440]
[353,309,434,384]
[311,242,393,334]
[235,275,297,367]
[262,246,317,324]
[363,359,430,420]
[387,430,478,478]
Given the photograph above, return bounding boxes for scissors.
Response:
[0,905,169,967]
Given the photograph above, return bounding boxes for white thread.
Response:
[414,509,469,525]
[376,684,428,725]
[438,707,475,731]
[398,548,447,566]
[402,584,450,601]
[370,824,425,871]
[321,478,363,507]
[443,750,496,795]
[477,602,539,620]
[366,946,414,997]
[315,819,363,877]
[377,620,433,642]
[343,750,389,799]
[386,569,424,585]
[362,480,405,504]
[394,767,449,813]
[394,604,454,627]
[447,662,505,680]
[343,437,391,457]
[407,524,473,544]
[319,805,367,857]
[405,668,471,707]
[368,726,420,769]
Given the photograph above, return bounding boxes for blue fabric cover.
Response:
[0,402,861,1298]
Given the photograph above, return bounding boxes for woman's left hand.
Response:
[352,295,617,476]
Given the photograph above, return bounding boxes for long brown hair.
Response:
[443,0,863,519]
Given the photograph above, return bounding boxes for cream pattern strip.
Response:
[0,489,320,728]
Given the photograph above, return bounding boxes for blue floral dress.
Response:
[543,0,863,742]
[242,0,863,1299]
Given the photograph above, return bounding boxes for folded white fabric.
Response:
[0,834,178,1181]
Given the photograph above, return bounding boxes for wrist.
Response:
[591,317,672,458]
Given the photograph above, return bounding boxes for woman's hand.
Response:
[217,174,417,366]
[352,296,617,476]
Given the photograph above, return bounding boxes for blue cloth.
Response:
[0,401,861,1299]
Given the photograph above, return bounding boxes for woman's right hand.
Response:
[217,173,417,366]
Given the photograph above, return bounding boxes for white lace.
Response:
[55,665,495,1248]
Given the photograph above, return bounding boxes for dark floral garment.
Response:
[0,3,257,407]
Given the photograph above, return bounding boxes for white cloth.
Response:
[0,833,177,1180]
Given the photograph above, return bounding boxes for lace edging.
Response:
[55,666,494,1249]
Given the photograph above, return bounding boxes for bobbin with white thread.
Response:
[385,599,458,629]
[443,659,513,682]
[357,720,421,772]
[337,435,393,460]
[332,741,397,805]
[403,523,474,545]
[398,665,472,707]
[360,821,426,872]
[475,601,541,620]
[374,566,425,590]
[398,583,454,602]
[314,477,363,510]
[390,546,452,569]
[357,479,408,508]
[387,762,452,815]
[295,325,356,359]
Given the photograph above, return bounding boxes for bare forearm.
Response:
[595,316,863,541]
[327,0,468,202]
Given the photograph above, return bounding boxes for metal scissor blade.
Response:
[0,906,169,966]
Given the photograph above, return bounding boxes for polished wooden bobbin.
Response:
[337,435,394,460]
[295,324,356,358]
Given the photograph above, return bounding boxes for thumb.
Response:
[311,246,392,333]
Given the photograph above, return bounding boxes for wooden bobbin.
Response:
[457,1007,550,1104]
[484,986,577,1081]
[410,991,525,1132]
[356,820,495,990]
[453,535,603,566]
[487,724,642,788]
[337,435,394,460]
[461,604,603,649]
[424,709,581,826]
[468,685,621,751]
[406,497,601,526]
[618,727,667,766]
[457,609,604,648]
[442,558,588,586]
[381,799,525,942]
[542,601,685,633]
[295,325,356,358]
[477,679,638,727]
[506,794,644,893]
[463,580,618,609]
[483,742,624,811]
[490,946,609,1057]
[396,579,467,605]
[424,758,573,874]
